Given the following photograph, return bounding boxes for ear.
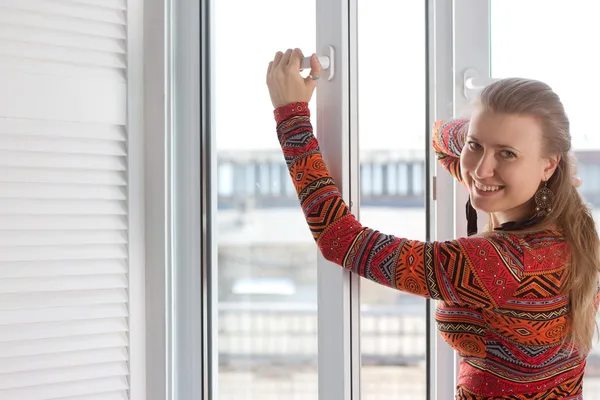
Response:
[542,154,561,181]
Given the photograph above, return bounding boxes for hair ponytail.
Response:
[478,78,600,354]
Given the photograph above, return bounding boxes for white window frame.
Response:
[429,1,455,398]
[127,0,147,398]
[453,0,492,233]
[431,1,492,398]
[314,0,359,398]
[143,0,173,399]
[142,0,495,399]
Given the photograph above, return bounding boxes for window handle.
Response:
[300,45,335,81]
[463,68,499,99]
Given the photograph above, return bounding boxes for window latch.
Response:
[463,68,499,100]
[300,45,335,81]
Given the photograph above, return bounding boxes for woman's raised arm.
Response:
[432,118,469,183]
[275,103,541,309]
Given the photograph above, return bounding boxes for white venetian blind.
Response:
[0,0,130,399]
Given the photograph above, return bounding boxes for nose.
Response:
[473,153,496,179]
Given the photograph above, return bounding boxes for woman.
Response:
[266,48,600,399]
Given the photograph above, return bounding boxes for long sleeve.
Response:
[431,118,469,183]
[275,103,525,309]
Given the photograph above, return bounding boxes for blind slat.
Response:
[0,117,126,141]
[0,376,129,400]
[0,275,128,295]
[0,184,126,200]
[0,216,126,230]
[0,333,128,359]
[0,347,128,375]
[0,304,128,326]
[0,25,125,53]
[0,168,126,185]
[0,0,127,24]
[0,151,126,171]
[0,289,127,311]
[0,40,126,69]
[56,392,129,400]
[0,9,125,39]
[0,136,126,156]
[67,0,127,11]
[0,244,128,262]
[0,318,127,343]
[0,231,128,247]
[0,260,127,278]
[0,199,127,216]
[0,362,128,391]
[0,55,125,81]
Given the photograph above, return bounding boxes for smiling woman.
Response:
[462,110,559,224]
[269,63,600,397]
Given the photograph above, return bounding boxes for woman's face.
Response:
[460,110,558,223]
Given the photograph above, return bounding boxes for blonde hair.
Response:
[477,78,600,354]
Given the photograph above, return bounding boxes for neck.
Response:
[491,201,535,229]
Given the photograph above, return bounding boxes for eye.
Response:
[467,141,481,151]
[500,150,517,159]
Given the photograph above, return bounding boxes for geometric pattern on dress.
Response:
[432,118,469,182]
[484,309,569,346]
[464,355,583,384]
[455,373,582,399]
[274,103,586,399]
[486,339,575,369]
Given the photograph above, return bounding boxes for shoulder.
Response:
[517,229,566,249]
[519,230,569,274]
[454,230,567,275]
[454,232,527,270]
[478,230,568,275]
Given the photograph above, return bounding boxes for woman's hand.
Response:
[266,48,323,108]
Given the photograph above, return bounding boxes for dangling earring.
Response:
[534,181,554,217]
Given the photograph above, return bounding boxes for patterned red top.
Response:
[274,103,587,399]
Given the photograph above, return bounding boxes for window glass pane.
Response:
[491,1,600,396]
[285,168,296,197]
[245,164,255,196]
[218,162,235,197]
[270,163,281,196]
[386,163,398,195]
[358,1,427,398]
[372,164,383,196]
[362,164,373,196]
[260,163,273,197]
[398,164,408,195]
[413,162,423,196]
[215,1,317,398]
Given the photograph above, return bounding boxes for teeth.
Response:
[474,182,502,192]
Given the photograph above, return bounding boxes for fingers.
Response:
[272,51,284,70]
[290,48,303,68]
[266,61,273,83]
[309,53,323,77]
[270,48,308,78]
[572,176,582,188]
[271,49,296,75]
[280,48,293,67]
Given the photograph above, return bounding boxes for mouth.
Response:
[472,181,505,196]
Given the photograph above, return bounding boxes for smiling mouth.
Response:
[473,182,505,192]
